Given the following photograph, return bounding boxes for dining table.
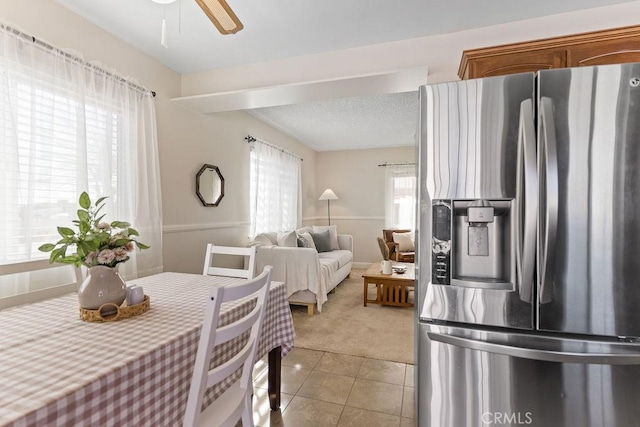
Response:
[0,272,295,426]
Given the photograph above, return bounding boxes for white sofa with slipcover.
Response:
[249,225,353,314]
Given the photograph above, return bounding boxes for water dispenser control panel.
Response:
[432,201,451,284]
[431,199,513,289]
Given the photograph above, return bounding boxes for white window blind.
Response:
[0,24,163,301]
[249,139,302,237]
[385,164,417,229]
[2,81,119,263]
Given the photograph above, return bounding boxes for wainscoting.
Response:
[162,221,251,274]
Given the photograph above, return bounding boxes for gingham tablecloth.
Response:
[0,272,295,427]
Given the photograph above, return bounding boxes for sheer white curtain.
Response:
[0,23,163,298]
[385,164,417,229]
[249,139,302,237]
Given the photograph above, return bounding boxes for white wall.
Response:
[313,146,416,264]
[0,0,316,275]
[161,110,317,273]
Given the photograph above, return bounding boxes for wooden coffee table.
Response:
[363,262,415,307]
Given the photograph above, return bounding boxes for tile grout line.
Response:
[335,360,359,426]
[402,363,410,417]
[259,348,415,425]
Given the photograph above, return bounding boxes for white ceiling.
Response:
[52,0,636,152]
[249,92,419,152]
[53,0,634,74]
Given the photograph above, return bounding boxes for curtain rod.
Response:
[245,135,303,161]
[1,23,156,98]
[378,161,416,167]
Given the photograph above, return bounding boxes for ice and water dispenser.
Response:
[431,199,514,290]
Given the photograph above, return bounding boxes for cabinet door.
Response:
[570,37,640,67]
[461,48,567,80]
[459,26,640,80]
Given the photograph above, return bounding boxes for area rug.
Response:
[290,269,414,364]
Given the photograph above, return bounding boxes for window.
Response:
[249,139,302,237]
[385,164,417,230]
[2,81,120,264]
[0,25,163,303]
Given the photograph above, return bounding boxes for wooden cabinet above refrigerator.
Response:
[458,25,640,80]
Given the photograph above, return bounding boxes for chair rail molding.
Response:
[302,216,384,222]
[163,221,250,234]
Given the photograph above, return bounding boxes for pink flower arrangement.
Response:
[38,192,149,268]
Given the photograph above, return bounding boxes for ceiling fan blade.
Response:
[194,0,244,35]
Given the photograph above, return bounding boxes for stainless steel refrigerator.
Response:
[417,63,640,427]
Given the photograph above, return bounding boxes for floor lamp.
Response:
[319,189,338,225]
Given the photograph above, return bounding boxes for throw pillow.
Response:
[298,232,316,250]
[312,225,339,250]
[393,232,415,252]
[250,232,277,246]
[310,230,332,253]
[296,226,313,235]
[297,236,305,247]
[276,230,297,247]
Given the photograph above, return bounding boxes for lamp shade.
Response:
[319,189,338,201]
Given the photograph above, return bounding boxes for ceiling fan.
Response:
[194,0,243,35]
[152,0,243,35]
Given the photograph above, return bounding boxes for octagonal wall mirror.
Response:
[196,164,225,206]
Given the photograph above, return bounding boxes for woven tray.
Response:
[79,295,150,322]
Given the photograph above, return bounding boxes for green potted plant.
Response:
[38,192,148,310]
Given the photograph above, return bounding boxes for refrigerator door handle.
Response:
[516,99,537,303]
[539,97,558,304]
[427,332,640,365]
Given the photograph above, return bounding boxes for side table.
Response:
[363,262,415,307]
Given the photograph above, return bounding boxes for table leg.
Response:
[363,279,368,306]
[268,346,281,410]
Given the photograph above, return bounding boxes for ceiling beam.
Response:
[172,67,428,113]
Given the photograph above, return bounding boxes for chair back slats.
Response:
[220,275,271,302]
[213,246,255,256]
[203,244,257,279]
[183,265,272,427]
[206,339,254,388]
[206,266,252,279]
[214,306,261,346]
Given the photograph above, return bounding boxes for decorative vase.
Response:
[381,260,392,275]
[78,265,127,310]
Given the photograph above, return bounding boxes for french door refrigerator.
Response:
[417,63,640,427]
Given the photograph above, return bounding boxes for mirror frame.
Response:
[196,164,225,207]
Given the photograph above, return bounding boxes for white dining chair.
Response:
[184,265,273,427]
[202,244,257,279]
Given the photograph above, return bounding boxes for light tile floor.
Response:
[251,348,416,427]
